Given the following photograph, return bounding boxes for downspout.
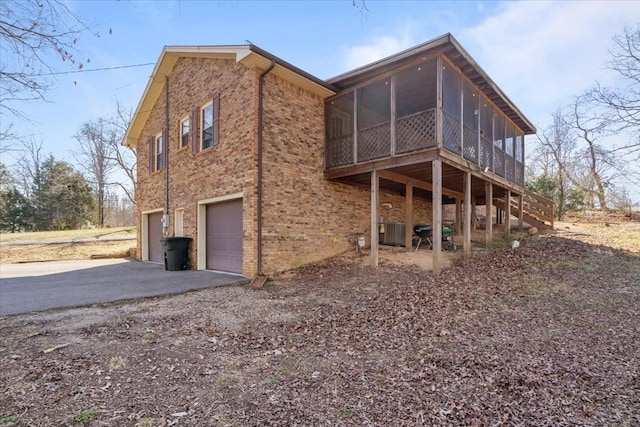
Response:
[257,60,276,276]
[163,76,170,236]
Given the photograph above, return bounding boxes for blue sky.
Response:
[4,0,640,200]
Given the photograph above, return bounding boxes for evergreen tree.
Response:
[32,157,95,230]
[0,188,31,232]
[0,163,32,232]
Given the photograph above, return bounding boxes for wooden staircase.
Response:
[493,189,554,230]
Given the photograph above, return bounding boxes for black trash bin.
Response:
[160,237,192,271]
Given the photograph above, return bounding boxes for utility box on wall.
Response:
[382,222,406,246]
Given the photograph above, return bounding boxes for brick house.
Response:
[124,34,553,278]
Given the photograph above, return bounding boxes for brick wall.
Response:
[136,57,259,276]
[136,55,434,277]
[260,73,433,274]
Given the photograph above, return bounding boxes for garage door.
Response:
[206,199,242,273]
[147,212,163,263]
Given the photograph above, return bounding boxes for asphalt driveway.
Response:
[0,259,246,316]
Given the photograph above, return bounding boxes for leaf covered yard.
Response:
[1,225,639,425]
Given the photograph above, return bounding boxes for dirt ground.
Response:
[1,214,639,426]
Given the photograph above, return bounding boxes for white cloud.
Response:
[460,1,640,126]
[341,24,417,71]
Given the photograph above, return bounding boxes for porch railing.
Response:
[325,107,526,188]
[522,188,554,227]
[396,109,437,154]
[325,108,437,168]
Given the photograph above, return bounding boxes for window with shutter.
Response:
[155,133,164,171]
[180,117,190,149]
[148,136,154,173]
[191,109,198,155]
[200,94,220,151]
[213,93,220,147]
[201,102,214,150]
[162,128,168,167]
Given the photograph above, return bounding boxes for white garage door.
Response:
[206,200,243,274]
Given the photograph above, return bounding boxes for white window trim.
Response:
[141,208,163,261]
[196,192,243,270]
[179,116,189,149]
[201,101,213,151]
[155,132,163,170]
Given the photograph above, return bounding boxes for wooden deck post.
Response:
[436,55,443,149]
[504,189,511,239]
[455,198,462,236]
[518,193,524,231]
[371,170,379,267]
[485,181,493,249]
[432,159,443,275]
[463,171,472,257]
[472,198,477,231]
[405,183,413,250]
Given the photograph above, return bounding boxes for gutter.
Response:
[249,44,338,93]
[257,59,276,277]
[163,75,170,236]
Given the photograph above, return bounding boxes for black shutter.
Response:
[148,136,154,173]
[213,93,220,147]
[191,108,199,155]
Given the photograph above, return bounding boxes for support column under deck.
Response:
[472,198,477,231]
[463,171,472,257]
[504,189,511,239]
[455,198,462,236]
[405,183,414,249]
[371,170,379,267]
[485,182,493,249]
[432,159,442,275]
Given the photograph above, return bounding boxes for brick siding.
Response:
[136,56,432,277]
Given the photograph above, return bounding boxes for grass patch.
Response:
[0,240,134,264]
[338,407,355,419]
[0,415,19,425]
[530,281,570,299]
[261,375,278,385]
[0,227,135,242]
[73,408,99,424]
[216,373,242,387]
[142,331,156,342]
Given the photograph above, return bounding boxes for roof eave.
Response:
[123,45,252,148]
[445,37,536,135]
[327,33,536,135]
[327,33,453,84]
[124,45,337,148]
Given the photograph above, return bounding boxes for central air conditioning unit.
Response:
[382,222,406,246]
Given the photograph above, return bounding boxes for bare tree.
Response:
[13,138,46,200]
[569,95,620,210]
[593,25,640,156]
[0,0,92,112]
[74,101,136,214]
[530,109,578,219]
[0,123,20,153]
[105,101,136,206]
[103,188,135,226]
[0,0,98,149]
[73,119,117,226]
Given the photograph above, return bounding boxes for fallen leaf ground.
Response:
[1,219,639,426]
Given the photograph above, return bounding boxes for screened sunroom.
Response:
[325,50,527,187]
[323,34,552,274]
